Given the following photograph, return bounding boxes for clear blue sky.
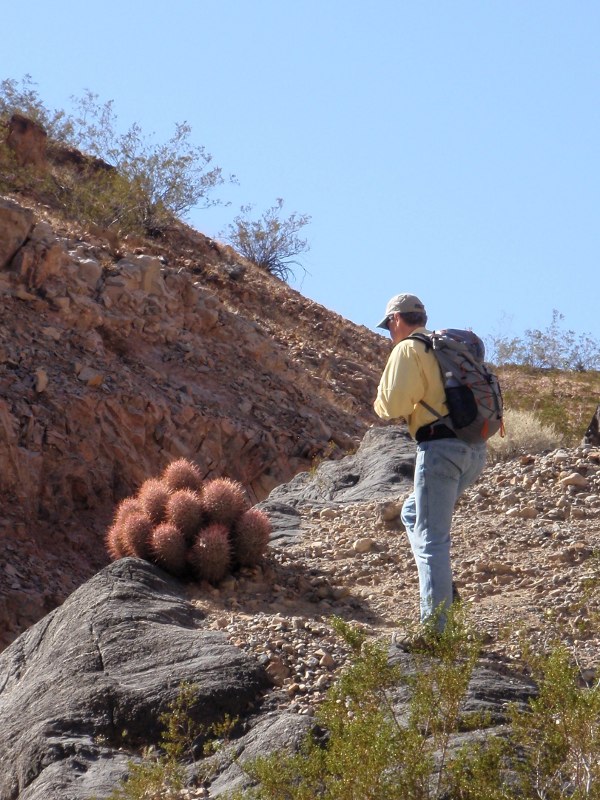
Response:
[3,1,600,349]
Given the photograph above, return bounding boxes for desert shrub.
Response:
[235,608,488,800]
[233,611,600,799]
[221,198,310,282]
[0,75,72,138]
[497,365,599,445]
[0,76,231,235]
[106,683,237,800]
[487,408,564,462]
[509,644,600,799]
[487,310,600,372]
[102,606,600,800]
[67,91,230,235]
[52,161,145,232]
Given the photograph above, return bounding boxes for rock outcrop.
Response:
[6,114,48,170]
[583,403,600,446]
[0,197,35,269]
[0,558,270,800]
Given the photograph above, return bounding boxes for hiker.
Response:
[373,293,488,638]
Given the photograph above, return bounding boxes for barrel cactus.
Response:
[164,488,204,542]
[104,461,271,587]
[138,478,171,525]
[188,524,231,584]
[114,497,143,526]
[162,458,203,492]
[105,523,126,560]
[232,507,272,567]
[201,477,248,526]
[121,512,154,560]
[151,522,188,577]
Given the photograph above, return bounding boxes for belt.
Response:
[415,422,457,443]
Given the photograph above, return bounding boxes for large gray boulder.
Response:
[261,426,414,544]
[0,558,269,800]
[267,425,414,507]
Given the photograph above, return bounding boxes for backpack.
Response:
[408,329,504,444]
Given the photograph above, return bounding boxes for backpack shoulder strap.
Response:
[406,332,432,350]
[406,333,448,424]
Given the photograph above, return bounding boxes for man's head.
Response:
[376,294,427,342]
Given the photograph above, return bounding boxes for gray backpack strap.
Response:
[406,333,449,424]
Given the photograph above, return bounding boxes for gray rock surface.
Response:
[207,711,314,798]
[583,403,600,445]
[262,426,414,534]
[389,648,538,724]
[6,426,585,799]
[0,196,34,269]
[0,558,269,800]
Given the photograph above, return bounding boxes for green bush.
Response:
[0,75,72,138]
[497,366,599,445]
[100,606,600,800]
[221,198,310,282]
[105,682,237,800]
[233,609,486,800]
[510,644,600,799]
[66,91,229,235]
[0,76,231,236]
[230,608,600,799]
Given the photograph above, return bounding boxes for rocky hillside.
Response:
[0,178,390,649]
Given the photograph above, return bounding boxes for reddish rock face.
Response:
[6,113,48,169]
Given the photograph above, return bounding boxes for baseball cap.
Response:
[376,293,426,329]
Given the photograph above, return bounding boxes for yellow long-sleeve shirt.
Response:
[374,327,448,439]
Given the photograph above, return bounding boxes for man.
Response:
[374,293,487,638]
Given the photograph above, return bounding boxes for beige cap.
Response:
[376,293,426,329]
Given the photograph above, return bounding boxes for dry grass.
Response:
[487,407,565,462]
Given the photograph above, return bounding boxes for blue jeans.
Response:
[401,438,487,631]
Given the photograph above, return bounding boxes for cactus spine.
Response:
[162,458,203,492]
[138,478,171,525]
[121,513,154,560]
[166,489,204,542]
